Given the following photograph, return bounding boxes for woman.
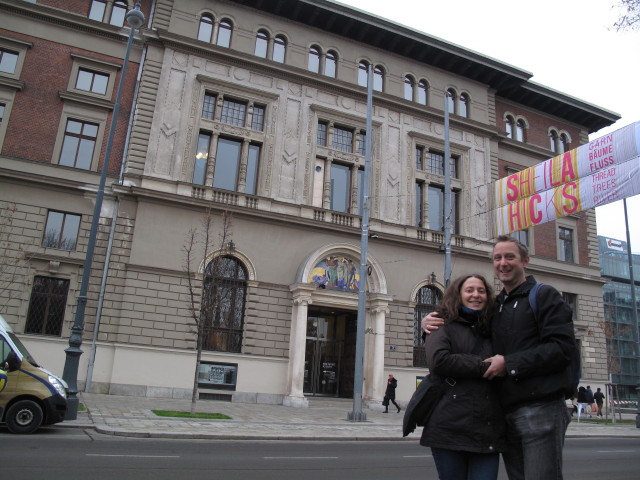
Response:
[383,373,401,413]
[421,274,506,480]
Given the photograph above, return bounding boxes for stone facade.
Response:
[0,0,619,406]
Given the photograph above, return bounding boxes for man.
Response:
[594,387,605,417]
[424,235,577,480]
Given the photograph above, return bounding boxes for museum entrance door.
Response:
[304,307,357,397]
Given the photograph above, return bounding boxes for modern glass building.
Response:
[599,236,640,400]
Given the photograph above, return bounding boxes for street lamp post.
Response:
[61,2,145,420]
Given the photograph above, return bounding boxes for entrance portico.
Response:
[283,243,391,408]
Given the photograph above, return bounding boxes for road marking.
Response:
[264,456,339,459]
[403,455,432,458]
[597,450,636,453]
[86,454,180,458]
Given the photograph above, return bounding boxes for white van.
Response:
[0,315,68,433]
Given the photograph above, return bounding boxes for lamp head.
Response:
[125,2,145,30]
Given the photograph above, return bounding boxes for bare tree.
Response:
[183,208,233,413]
[614,0,640,31]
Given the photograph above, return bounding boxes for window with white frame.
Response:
[42,211,81,251]
[68,54,119,100]
[88,0,107,22]
[0,37,31,80]
[559,226,574,262]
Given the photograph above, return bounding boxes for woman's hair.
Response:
[437,274,494,328]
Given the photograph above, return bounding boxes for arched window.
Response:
[373,65,384,92]
[358,61,369,87]
[109,0,127,27]
[325,50,337,78]
[216,19,232,47]
[308,45,321,73]
[560,133,569,153]
[446,88,456,114]
[418,80,428,105]
[255,30,268,58]
[549,129,558,152]
[459,93,469,118]
[272,34,287,63]
[505,115,515,139]
[404,75,415,101]
[201,256,247,353]
[516,119,526,142]
[198,14,214,42]
[413,284,442,367]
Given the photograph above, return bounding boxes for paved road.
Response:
[1,431,640,480]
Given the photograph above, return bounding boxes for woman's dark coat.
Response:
[384,377,397,400]
[420,310,506,454]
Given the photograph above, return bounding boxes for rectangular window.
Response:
[202,93,216,120]
[332,126,353,153]
[416,146,424,170]
[0,103,4,124]
[59,119,98,170]
[513,229,529,247]
[88,0,106,21]
[428,150,458,178]
[355,167,365,215]
[317,122,328,146]
[251,105,265,131]
[559,227,574,262]
[193,132,211,185]
[562,292,578,322]
[416,182,424,227]
[428,186,458,233]
[330,163,351,213]
[0,48,19,74]
[220,99,246,127]
[42,211,81,251]
[213,138,241,191]
[75,68,109,95]
[25,276,70,337]
[357,130,366,156]
[246,144,260,195]
[109,1,126,27]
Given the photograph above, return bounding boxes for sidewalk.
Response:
[60,392,640,441]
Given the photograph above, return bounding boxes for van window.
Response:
[6,333,39,367]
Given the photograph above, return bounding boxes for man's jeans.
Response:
[503,397,571,480]
[431,447,500,480]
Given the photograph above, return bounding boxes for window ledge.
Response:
[0,76,25,91]
[58,90,114,110]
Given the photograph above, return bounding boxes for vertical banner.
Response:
[491,122,640,236]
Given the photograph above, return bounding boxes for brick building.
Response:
[0,0,618,406]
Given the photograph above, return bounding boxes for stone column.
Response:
[283,284,315,408]
[363,294,392,408]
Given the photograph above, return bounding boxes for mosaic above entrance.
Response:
[308,256,362,291]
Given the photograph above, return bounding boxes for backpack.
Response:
[529,283,580,398]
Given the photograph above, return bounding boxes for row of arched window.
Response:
[195,13,471,116]
[505,113,572,152]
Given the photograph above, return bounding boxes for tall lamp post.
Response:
[62,2,145,420]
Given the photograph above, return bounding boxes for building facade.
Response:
[0,0,619,406]
[599,236,640,401]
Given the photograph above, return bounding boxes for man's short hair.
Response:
[494,235,529,260]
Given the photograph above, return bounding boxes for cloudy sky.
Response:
[337,0,640,252]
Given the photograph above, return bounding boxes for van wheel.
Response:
[6,400,43,434]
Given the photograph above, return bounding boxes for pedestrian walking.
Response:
[594,387,605,417]
[383,374,401,413]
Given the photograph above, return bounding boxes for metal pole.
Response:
[623,199,640,428]
[348,64,373,422]
[61,3,144,420]
[443,91,452,287]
